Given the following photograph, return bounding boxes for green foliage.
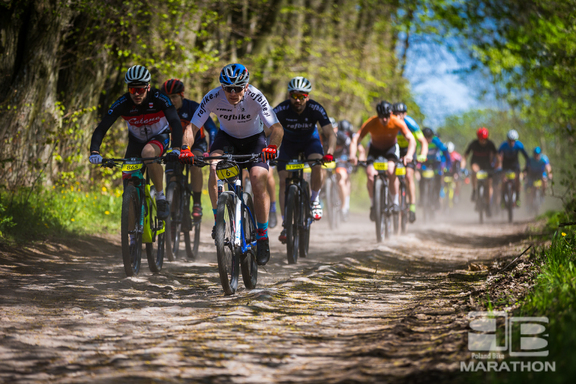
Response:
[0,184,121,244]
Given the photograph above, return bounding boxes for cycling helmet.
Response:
[161,79,184,95]
[507,129,519,140]
[287,76,312,93]
[392,102,408,114]
[376,100,392,118]
[447,142,455,153]
[219,63,250,87]
[534,146,542,155]
[329,117,338,128]
[125,65,151,86]
[422,127,434,139]
[476,127,489,140]
[338,119,353,133]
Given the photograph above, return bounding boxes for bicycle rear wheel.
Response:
[285,184,300,264]
[400,181,407,234]
[185,219,200,261]
[506,183,514,223]
[121,185,142,276]
[146,188,165,273]
[241,193,258,289]
[165,181,182,261]
[324,177,334,230]
[478,184,485,224]
[215,192,239,295]
[330,177,341,229]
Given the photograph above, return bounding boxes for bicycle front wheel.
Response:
[241,192,258,289]
[299,183,311,259]
[285,184,300,264]
[165,181,182,261]
[374,178,384,242]
[146,188,165,273]
[400,181,407,234]
[215,192,239,295]
[121,185,142,277]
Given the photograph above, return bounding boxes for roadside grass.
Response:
[0,184,122,244]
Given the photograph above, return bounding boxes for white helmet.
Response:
[288,76,312,93]
[125,65,151,86]
[447,142,455,153]
[507,129,519,140]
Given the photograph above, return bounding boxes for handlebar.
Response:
[100,156,168,168]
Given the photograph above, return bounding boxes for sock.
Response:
[193,191,201,205]
[213,208,217,224]
[344,196,350,210]
[410,204,416,212]
[270,201,276,213]
[393,194,399,205]
[311,190,320,203]
[156,191,165,200]
[257,222,268,240]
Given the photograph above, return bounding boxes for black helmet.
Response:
[422,127,434,139]
[376,100,392,118]
[162,79,185,95]
[392,102,408,114]
[338,119,353,133]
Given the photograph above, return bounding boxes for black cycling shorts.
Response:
[367,143,399,164]
[399,146,417,169]
[125,131,170,158]
[211,130,268,171]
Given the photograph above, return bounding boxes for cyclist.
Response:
[498,129,529,207]
[89,65,182,220]
[526,146,552,193]
[350,100,416,221]
[462,127,498,216]
[274,76,336,243]
[161,79,218,219]
[446,142,464,204]
[179,63,284,266]
[335,119,354,219]
[392,102,428,223]
[421,128,451,210]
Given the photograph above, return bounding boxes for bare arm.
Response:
[320,124,336,156]
[268,122,284,148]
[183,123,200,148]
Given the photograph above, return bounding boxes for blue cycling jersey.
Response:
[498,140,529,168]
[527,155,549,177]
[427,137,451,167]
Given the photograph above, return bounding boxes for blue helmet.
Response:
[219,63,250,87]
[534,146,542,155]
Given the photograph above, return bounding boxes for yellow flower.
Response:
[105,211,110,215]
[70,186,74,191]
[71,218,75,222]
[73,199,77,202]
[562,232,567,237]
[102,186,107,192]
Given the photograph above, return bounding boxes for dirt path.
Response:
[0,213,533,383]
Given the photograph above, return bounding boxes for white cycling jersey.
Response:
[190,85,279,139]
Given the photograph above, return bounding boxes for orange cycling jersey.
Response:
[357,114,411,150]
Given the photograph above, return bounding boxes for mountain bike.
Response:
[371,157,393,242]
[321,161,341,230]
[165,161,201,261]
[526,177,544,216]
[101,157,166,276]
[501,170,517,223]
[420,164,436,223]
[475,170,490,224]
[282,155,323,264]
[199,153,260,295]
[393,161,408,235]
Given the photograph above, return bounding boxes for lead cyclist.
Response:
[178,63,284,266]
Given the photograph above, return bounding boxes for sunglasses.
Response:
[290,93,308,101]
[128,87,148,95]
[223,86,244,93]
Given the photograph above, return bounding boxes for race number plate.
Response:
[121,163,144,172]
[422,169,435,178]
[373,162,388,171]
[395,167,406,176]
[286,163,305,171]
[216,165,239,180]
[506,171,516,180]
[477,171,488,180]
[322,162,336,169]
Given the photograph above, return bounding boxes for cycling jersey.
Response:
[177,98,218,147]
[358,114,411,151]
[499,140,529,170]
[449,151,463,173]
[464,139,497,170]
[90,88,182,152]
[190,85,279,139]
[334,131,351,158]
[427,137,451,168]
[273,99,331,141]
[527,155,550,178]
[397,115,424,148]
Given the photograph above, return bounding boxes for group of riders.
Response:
[89,63,552,265]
